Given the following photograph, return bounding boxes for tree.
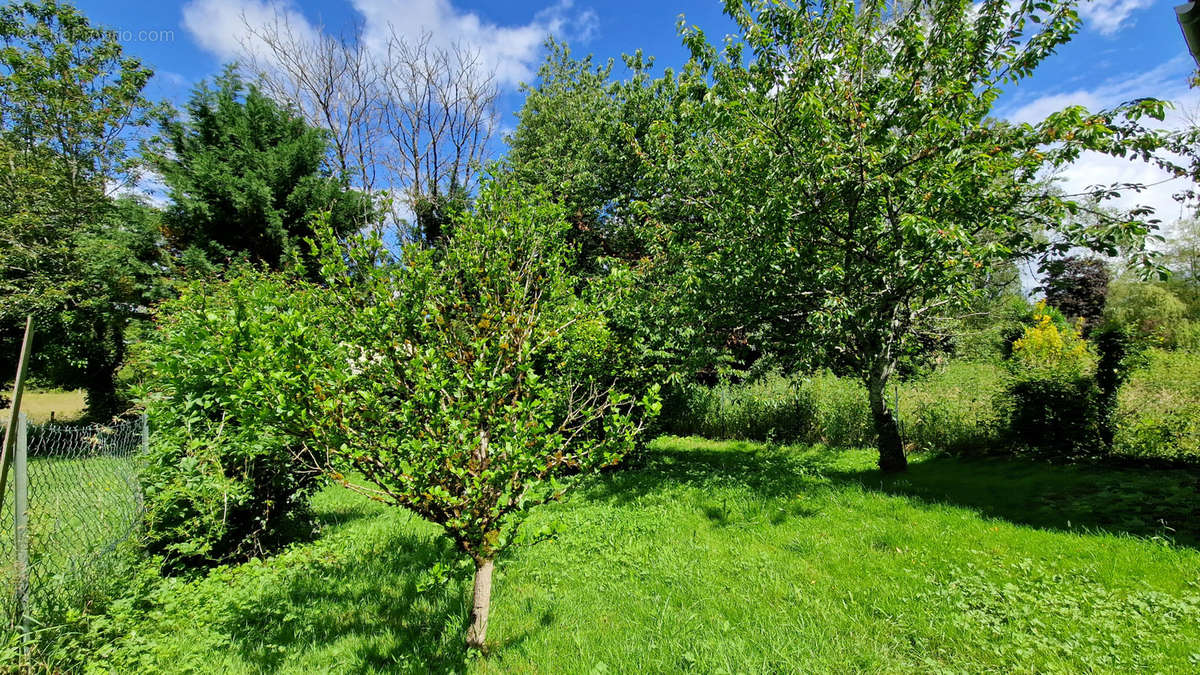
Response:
[38,196,168,413]
[1041,256,1110,332]
[243,16,498,244]
[0,0,152,219]
[1105,281,1188,342]
[507,42,743,391]
[0,0,158,415]
[1161,217,1200,317]
[640,0,1184,471]
[1165,218,1200,283]
[277,178,659,651]
[151,67,368,274]
[507,41,682,276]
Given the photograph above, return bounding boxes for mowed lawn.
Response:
[89,437,1200,673]
[0,388,87,424]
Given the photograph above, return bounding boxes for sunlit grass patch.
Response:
[0,389,87,424]
[82,436,1200,673]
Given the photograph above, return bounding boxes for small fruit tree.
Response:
[304,178,659,650]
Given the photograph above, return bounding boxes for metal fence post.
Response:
[14,412,30,654]
[137,414,148,514]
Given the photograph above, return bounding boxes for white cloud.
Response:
[1049,150,1192,225]
[181,0,598,88]
[969,0,1148,38]
[181,0,321,65]
[108,171,170,208]
[1002,56,1199,227]
[1078,0,1155,36]
[1004,57,1189,126]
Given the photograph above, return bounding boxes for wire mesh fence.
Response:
[0,413,145,636]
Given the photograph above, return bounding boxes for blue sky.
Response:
[77,0,1198,226]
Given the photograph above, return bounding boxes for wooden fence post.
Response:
[1,316,34,509]
[14,412,29,656]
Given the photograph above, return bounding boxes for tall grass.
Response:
[665,354,1200,462]
[1115,348,1200,461]
[662,362,1004,453]
[896,362,1005,454]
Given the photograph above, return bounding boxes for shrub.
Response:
[1001,375,1102,457]
[131,269,331,569]
[1115,348,1200,461]
[1105,282,1187,346]
[1009,301,1091,373]
[1001,301,1102,457]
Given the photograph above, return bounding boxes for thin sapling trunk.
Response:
[465,557,495,651]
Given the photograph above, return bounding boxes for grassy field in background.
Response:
[83,436,1200,673]
[0,389,87,424]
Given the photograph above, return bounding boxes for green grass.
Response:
[1116,348,1200,460]
[0,436,141,641]
[663,363,1006,453]
[81,437,1200,673]
[0,389,87,424]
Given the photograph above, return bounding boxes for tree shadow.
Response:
[221,527,476,673]
[828,454,1200,547]
[589,438,1200,548]
[310,501,380,532]
[586,440,850,510]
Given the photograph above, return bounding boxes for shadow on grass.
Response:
[835,455,1200,547]
[221,527,476,673]
[593,439,1200,548]
[595,441,842,499]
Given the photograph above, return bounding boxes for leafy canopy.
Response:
[275,177,659,566]
[0,0,160,413]
[151,67,370,274]
[636,0,1185,469]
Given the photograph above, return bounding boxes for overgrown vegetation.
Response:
[1115,348,1200,461]
[131,270,331,569]
[662,363,1004,454]
[664,320,1200,463]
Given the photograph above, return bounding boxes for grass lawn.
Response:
[85,436,1200,673]
[0,389,87,424]
[0,421,142,632]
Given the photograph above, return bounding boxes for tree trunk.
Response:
[867,359,907,473]
[83,319,123,419]
[84,373,119,420]
[465,557,494,652]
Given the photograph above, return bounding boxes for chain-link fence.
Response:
[0,413,145,636]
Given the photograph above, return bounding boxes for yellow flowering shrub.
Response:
[1011,301,1093,376]
[1004,301,1103,456]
